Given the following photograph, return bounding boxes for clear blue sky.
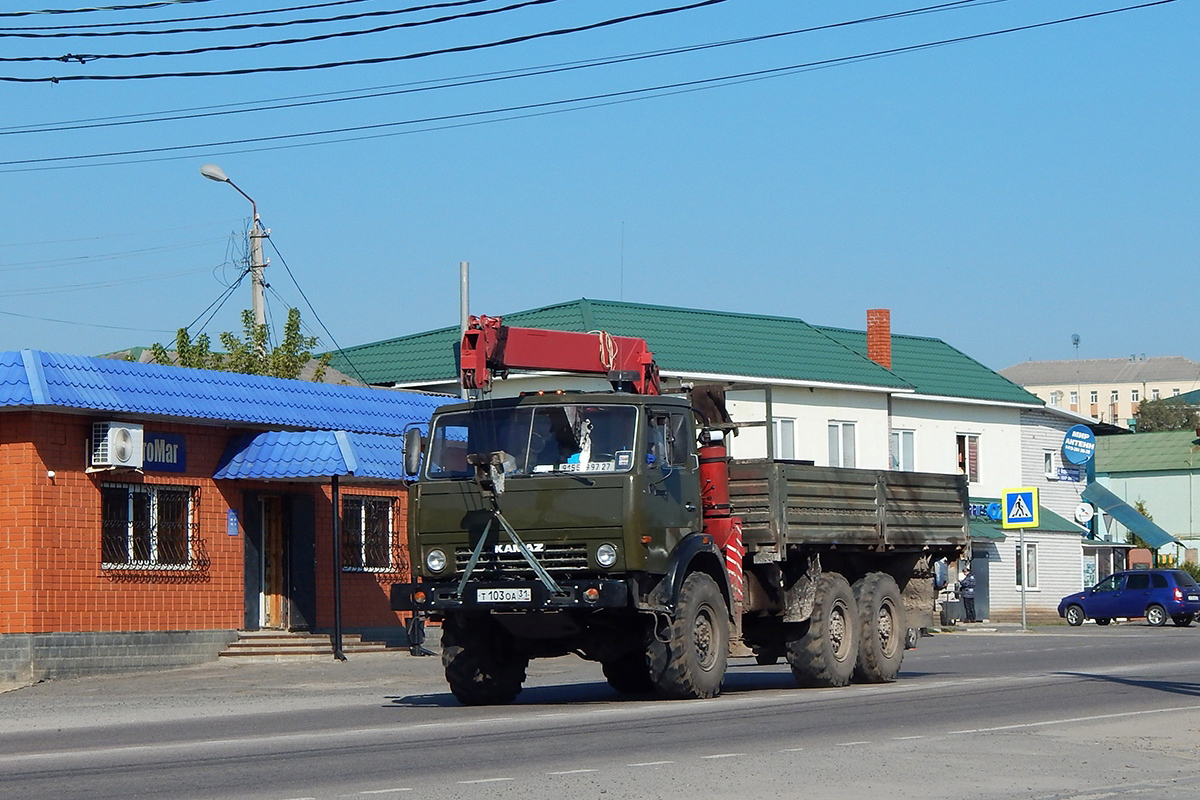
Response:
[1,0,1195,372]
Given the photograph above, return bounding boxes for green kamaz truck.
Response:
[392,317,969,704]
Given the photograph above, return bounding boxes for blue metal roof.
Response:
[0,350,453,435]
[213,430,414,481]
[1082,482,1180,549]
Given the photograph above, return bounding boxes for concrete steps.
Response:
[219,630,403,658]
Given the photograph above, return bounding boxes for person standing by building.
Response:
[959,567,978,623]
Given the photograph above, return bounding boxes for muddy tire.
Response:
[442,613,528,706]
[602,650,655,694]
[786,572,858,688]
[647,572,729,699]
[852,573,905,683]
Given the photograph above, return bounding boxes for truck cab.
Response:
[398,391,702,609]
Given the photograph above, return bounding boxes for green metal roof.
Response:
[968,497,1080,540]
[328,299,1038,407]
[330,299,911,390]
[817,327,1041,405]
[1096,430,1200,474]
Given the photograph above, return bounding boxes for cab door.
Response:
[1087,573,1126,618]
[643,407,702,544]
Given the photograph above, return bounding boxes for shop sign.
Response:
[144,432,187,472]
[968,502,1003,521]
[1056,466,1082,482]
[1062,424,1096,465]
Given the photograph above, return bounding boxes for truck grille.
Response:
[454,543,588,577]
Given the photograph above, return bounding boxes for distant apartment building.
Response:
[999,356,1200,427]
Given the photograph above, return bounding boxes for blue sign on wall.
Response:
[144,432,187,472]
[1062,424,1096,466]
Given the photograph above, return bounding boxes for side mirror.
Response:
[403,428,425,476]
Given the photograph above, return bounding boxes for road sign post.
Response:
[1002,487,1040,631]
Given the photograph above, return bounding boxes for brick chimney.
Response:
[866,308,892,370]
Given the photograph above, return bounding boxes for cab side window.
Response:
[1126,573,1151,590]
[647,410,690,467]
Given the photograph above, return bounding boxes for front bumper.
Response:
[391,578,631,612]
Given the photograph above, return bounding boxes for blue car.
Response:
[1058,569,1200,627]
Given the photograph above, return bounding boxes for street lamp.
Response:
[200,163,267,329]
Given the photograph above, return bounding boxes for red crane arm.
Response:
[460,315,660,395]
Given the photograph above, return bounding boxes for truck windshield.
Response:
[426,404,638,479]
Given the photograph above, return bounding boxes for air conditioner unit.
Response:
[92,422,144,468]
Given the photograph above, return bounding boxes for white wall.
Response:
[725,386,891,467]
[890,397,1025,495]
[1019,408,1089,527]
[974,532,1082,619]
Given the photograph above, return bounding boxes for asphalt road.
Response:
[2,624,1199,800]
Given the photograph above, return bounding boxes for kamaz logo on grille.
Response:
[494,542,544,554]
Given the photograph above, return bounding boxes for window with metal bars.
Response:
[341,496,396,571]
[101,484,195,568]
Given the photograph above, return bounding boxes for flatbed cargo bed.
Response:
[728,459,969,553]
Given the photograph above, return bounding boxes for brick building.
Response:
[0,351,450,683]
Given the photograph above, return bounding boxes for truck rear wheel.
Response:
[851,573,904,683]
[602,650,655,694]
[786,572,858,688]
[441,613,528,706]
[648,571,729,699]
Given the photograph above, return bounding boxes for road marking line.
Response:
[628,760,675,767]
[892,736,925,740]
[458,778,514,784]
[701,753,744,759]
[358,789,413,795]
[546,769,598,776]
[779,747,805,752]
[837,741,870,746]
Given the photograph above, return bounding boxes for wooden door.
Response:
[262,496,286,629]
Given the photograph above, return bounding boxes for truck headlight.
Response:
[426,548,447,573]
[596,543,618,568]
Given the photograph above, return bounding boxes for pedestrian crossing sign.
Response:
[1001,487,1039,529]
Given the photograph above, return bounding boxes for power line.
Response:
[264,233,371,384]
[0,305,174,333]
[0,237,227,270]
[0,0,218,18]
[3,0,386,31]
[0,1,992,136]
[0,1,1176,171]
[0,0,732,81]
[2,0,493,38]
[0,264,216,297]
[5,0,560,63]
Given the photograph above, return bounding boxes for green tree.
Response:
[151,307,330,381]
[1132,397,1200,432]
[150,329,222,371]
[1131,499,1156,551]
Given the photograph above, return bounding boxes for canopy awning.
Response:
[213,430,409,481]
[1081,482,1180,549]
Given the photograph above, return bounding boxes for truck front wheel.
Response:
[786,572,858,688]
[648,571,729,699]
[441,613,528,706]
[852,572,904,683]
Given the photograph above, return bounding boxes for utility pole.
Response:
[249,211,268,329]
[201,163,269,329]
